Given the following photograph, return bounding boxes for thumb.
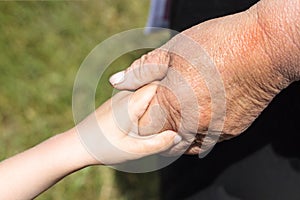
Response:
[128,83,158,122]
[109,49,170,90]
[132,130,182,156]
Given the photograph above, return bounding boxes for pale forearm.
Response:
[0,85,179,199]
[0,129,96,200]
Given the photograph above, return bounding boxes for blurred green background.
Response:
[0,1,169,199]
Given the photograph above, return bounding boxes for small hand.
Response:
[77,84,181,165]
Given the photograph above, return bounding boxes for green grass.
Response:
[0,1,169,199]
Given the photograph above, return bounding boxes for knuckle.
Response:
[143,49,171,79]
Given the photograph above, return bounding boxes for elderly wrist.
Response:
[254,0,300,82]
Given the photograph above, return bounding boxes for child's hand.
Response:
[0,84,181,200]
[76,84,182,165]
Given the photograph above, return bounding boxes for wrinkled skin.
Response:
[112,0,300,155]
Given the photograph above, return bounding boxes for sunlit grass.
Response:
[0,1,169,199]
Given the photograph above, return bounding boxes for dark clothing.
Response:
[160,1,300,199]
[170,0,259,31]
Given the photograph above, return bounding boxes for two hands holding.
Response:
[1,0,299,199]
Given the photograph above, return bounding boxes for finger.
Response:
[128,83,158,122]
[184,142,214,158]
[128,130,182,156]
[138,95,168,136]
[109,49,170,90]
[185,144,201,155]
[111,84,158,135]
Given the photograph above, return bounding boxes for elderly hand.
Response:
[110,0,300,155]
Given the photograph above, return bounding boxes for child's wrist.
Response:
[66,128,102,167]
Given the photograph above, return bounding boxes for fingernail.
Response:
[109,71,125,85]
[173,135,182,144]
